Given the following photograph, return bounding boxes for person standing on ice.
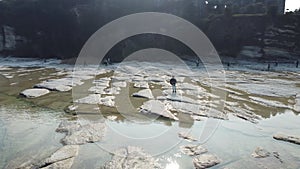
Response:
[170,76,177,94]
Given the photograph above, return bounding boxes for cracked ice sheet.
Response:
[111,74,131,82]
[166,95,199,104]
[34,69,109,92]
[34,78,76,92]
[178,83,203,91]
[104,87,121,95]
[215,86,243,96]
[134,82,149,89]
[145,76,166,83]
[100,96,115,107]
[74,94,115,107]
[157,94,202,105]
[75,94,102,104]
[93,77,111,87]
[112,81,127,88]
[294,94,300,112]
[228,94,249,102]
[132,89,154,99]
[162,90,185,96]
[139,100,178,120]
[164,101,207,115]
[115,65,140,74]
[88,86,107,94]
[15,67,46,73]
[35,74,86,89]
[68,68,109,81]
[1,73,14,79]
[162,83,201,91]
[162,83,207,98]
[163,98,227,119]
[226,105,261,123]
[249,96,291,109]
[223,72,299,97]
[131,75,145,82]
[90,77,120,95]
[227,83,297,97]
[72,68,109,76]
[0,66,13,71]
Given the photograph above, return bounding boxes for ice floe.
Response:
[165,101,203,115]
[88,86,107,94]
[165,95,199,104]
[112,81,127,88]
[228,82,297,97]
[100,96,115,107]
[133,81,149,89]
[56,121,107,145]
[74,94,115,107]
[294,94,300,112]
[252,147,270,158]
[162,89,185,96]
[139,100,178,120]
[18,145,79,169]
[226,104,261,123]
[74,94,102,104]
[249,96,291,109]
[35,81,73,92]
[193,154,221,169]
[178,132,197,142]
[20,89,50,98]
[35,78,81,92]
[104,87,121,95]
[180,144,207,156]
[103,146,162,169]
[34,69,109,92]
[93,77,111,87]
[132,89,154,99]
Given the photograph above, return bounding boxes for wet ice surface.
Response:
[0,59,300,168]
[0,105,63,169]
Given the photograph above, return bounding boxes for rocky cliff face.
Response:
[0,0,299,61]
[3,26,16,50]
[205,15,267,56]
[0,33,3,51]
[0,25,27,54]
[203,14,300,62]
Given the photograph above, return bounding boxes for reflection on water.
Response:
[0,104,64,169]
[0,62,299,168]
[1,103,300,168]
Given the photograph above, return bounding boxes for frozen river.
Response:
[0,57,299,169]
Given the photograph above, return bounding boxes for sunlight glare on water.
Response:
[165,158,179,169]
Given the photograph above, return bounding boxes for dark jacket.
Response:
[170,78,177,86]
